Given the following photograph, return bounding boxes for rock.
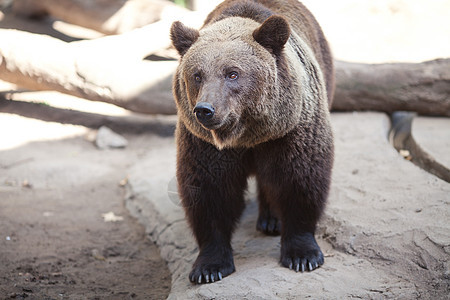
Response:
[95,126,128,149]
[125,112,450,299]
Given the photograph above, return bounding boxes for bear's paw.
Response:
[280,232,324,272]
[189,248,235,284]
[256,211,281,236]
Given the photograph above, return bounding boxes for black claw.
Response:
[301,263,305,273]
[211,274,215,283]
[218,272,223,280]
[308,262,313,271]
[293,257,299,272]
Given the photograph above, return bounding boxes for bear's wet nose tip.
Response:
[194,102,215,124]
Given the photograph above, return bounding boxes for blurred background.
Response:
[1,0,449,63]
[0,1,448,298]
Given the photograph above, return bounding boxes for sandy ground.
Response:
[0,108,174,298]
[0,0,449,299]
[125,112,449,299]
[0,4,176,299]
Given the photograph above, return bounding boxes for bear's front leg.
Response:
[176,124,248,284]
[255,124,333,273]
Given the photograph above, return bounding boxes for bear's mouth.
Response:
[196,109,232,130]
[210,117,243,149]
[199,120,223,131]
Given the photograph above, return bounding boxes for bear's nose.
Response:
[193,102,215,124]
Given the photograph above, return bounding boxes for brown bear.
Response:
[170,0,334,284]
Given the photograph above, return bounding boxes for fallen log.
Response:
[11,0,189,35]
[334,59,450,116]
[0,28,448,116]
[0,28,178,114]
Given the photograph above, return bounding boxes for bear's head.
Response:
[171,16,302,149]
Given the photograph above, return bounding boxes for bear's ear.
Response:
[253,15,290,54]
[170,21,200,56]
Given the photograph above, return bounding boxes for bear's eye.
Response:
[227,71,239,81]
[194,73,202,83]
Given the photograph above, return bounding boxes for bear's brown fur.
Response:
[171,0,334,284]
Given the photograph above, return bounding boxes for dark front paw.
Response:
[280,232,324,272]
[256,211,281,236]
[189,248,235,284]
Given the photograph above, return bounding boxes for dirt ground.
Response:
[0,4,177,299]
[0,109,175,299]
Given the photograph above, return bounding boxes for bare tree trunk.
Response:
[0,28,448,116]
[333,59,450,116]
[11,0,189,35]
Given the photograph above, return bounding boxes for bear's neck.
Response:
[285,31,329,125]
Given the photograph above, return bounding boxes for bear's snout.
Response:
[193,102,216,127]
